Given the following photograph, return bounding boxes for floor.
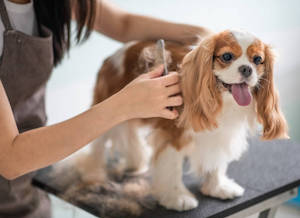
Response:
[45,0,300,217]
[50,195,97,218]
[248,204,300,218]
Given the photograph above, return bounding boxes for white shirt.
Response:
[0,0,37,54]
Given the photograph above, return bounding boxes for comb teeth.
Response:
[155,39,165,64]
[156,39,172,110]
[156,39,168,76]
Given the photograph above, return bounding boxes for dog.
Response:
[76,29,289,211]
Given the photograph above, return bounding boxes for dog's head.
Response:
[179,29,288,140]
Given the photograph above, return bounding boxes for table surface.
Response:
[33,138,300,218]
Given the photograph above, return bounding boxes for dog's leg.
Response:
[124,121,151,174]
[200,165,244,199]
[75,135,109,184]
[113,121,151,175]
[152,146,198,211]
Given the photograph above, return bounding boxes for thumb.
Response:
[146,65,164,79]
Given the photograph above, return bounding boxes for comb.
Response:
[156,39,169,76]
[156,39,173,110]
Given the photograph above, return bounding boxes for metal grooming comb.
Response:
[156,39,173,110]
[156,39,169,76]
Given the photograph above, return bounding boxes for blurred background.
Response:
[45,0,300,217]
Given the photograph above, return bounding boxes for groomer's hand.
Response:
[119,65,183,120]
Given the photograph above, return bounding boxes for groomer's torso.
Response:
[0,0,53,217]
[0,0,38,53]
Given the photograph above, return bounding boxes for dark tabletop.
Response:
[33,138,300,218]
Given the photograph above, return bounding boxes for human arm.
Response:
[0,66,182,180]
[91,0,212,43]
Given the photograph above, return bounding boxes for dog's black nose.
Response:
[239,65,252,78]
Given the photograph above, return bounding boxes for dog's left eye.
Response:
[221,53,234,63]
[253,56,262,65]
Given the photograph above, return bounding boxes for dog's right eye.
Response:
[221,53,234,63]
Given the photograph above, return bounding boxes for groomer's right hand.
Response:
[119,65,183,120]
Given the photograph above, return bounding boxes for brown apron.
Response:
[0,0,54,217]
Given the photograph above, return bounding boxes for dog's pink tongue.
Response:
[231,83,252,106]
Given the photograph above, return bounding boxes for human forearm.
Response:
[0,67,182,180]
[121,13,213,43]
[2,91,128,179]
[92,0,212,43]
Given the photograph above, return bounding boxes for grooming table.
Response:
[33,138,300,218]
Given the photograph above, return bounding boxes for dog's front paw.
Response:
[158,191,198,211]
[201,178,244,200]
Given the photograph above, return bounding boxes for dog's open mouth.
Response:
[219,79,252,106]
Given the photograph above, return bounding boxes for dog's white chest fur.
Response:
[186,92,255,173]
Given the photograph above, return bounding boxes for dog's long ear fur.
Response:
[178,36,222,131]
[253,45,289,140]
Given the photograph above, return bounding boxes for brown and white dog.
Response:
[76,29,288,211]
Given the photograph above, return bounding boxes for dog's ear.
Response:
[178,36,223,131]
[253,45,289,140]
